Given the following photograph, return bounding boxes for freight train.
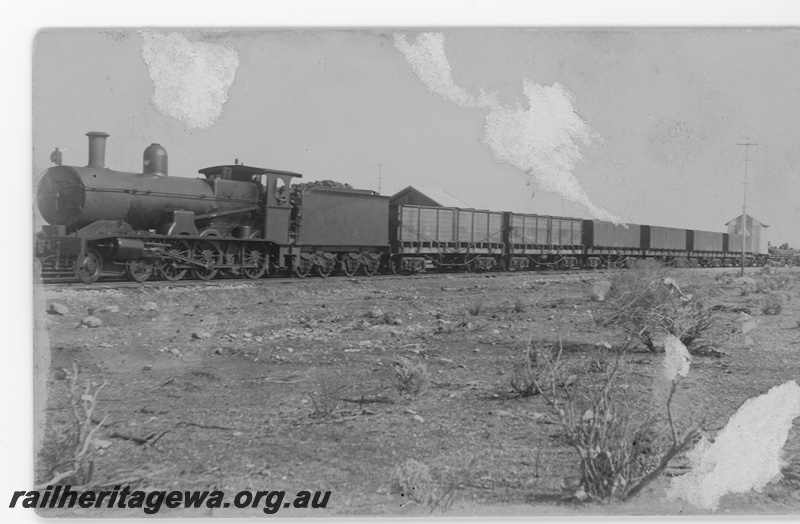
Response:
[34,133,768,284]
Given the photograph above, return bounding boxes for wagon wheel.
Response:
[191,240,220,280]
[292,257,313,278]
[466,259,479,273]
[74,252,103,284]
[361,257,380,277]
[316,257,336,278]
[126,259,154,283]
[341,256,359,277]
[159,240,189,281]
[242,243,268,280]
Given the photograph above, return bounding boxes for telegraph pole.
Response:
[373,163,384,195]
[737,142,758,276]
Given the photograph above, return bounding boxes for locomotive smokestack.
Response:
[143,143,168,176]
[86,132,109,169]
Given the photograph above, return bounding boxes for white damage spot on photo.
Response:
[140,32,239,130]
[393,32,623,224]
[667,380,800,511]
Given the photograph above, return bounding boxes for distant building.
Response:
[726,214,769,254]
[389,186,471,208]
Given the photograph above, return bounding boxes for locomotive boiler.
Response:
[37,133,260,236]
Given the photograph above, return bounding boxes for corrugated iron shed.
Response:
[389,185,471,208]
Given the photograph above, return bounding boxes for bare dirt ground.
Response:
[33,267,800,517]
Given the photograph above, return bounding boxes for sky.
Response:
[31,26,800,244]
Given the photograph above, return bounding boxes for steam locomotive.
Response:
[35,132,767,284]
[36,132,388,283]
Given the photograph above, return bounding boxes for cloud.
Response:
[141,32,239,130]
[394,32,623,224]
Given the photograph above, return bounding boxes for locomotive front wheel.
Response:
[74,252,103,284]
[242,244,268,280]
[127,259,154,283]
[159,240,189,282]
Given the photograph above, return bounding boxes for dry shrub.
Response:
[595,260,715,352]
[527,336,702,502]
[38,363,107,488]
[467,299,485,316]
[761,292,784,315]
[308,371,347,418]
[391,357,430,398]
[389,458,466,512]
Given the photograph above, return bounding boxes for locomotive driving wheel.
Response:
[74,252,103,284]
[242,243,268,280]
[191,240,220,281]
[159,240,189,281]
[126,259,154,283]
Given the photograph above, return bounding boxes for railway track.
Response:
[38,265,744,292]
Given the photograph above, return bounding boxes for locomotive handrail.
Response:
[83,187,258,205]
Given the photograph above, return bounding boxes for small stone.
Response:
[228,333,239,339]
[214,348,223,355]
[497,410,513,417]
[393,319,404,326]
[97,305,120,313]
[47,303,69,316]
[98,342,113,348]
[142,365,153,371]
[413,414,425,423]
[93,439,113,449]
[151,314,171,323]
[192,331,212,340]
[492,330,500,335]
[260,469,271,476]
[169,348,181,356]
[244,332,253,338]
[304,320,319,329]
[286,348,294,353]
[368,307,384,319]
[140,302,158,311]
[81,316,103,328]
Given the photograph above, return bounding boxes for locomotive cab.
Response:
[198,165,302,243]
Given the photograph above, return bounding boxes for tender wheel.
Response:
[242,243,268,280]
[74,252,103,284]
[127,259,154,283]
[316,257,336,278]
[362,257,379,277]
[159,240,189,282]
[293,257,312,278]
[342,256,359,277]
[192,240,220,280]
